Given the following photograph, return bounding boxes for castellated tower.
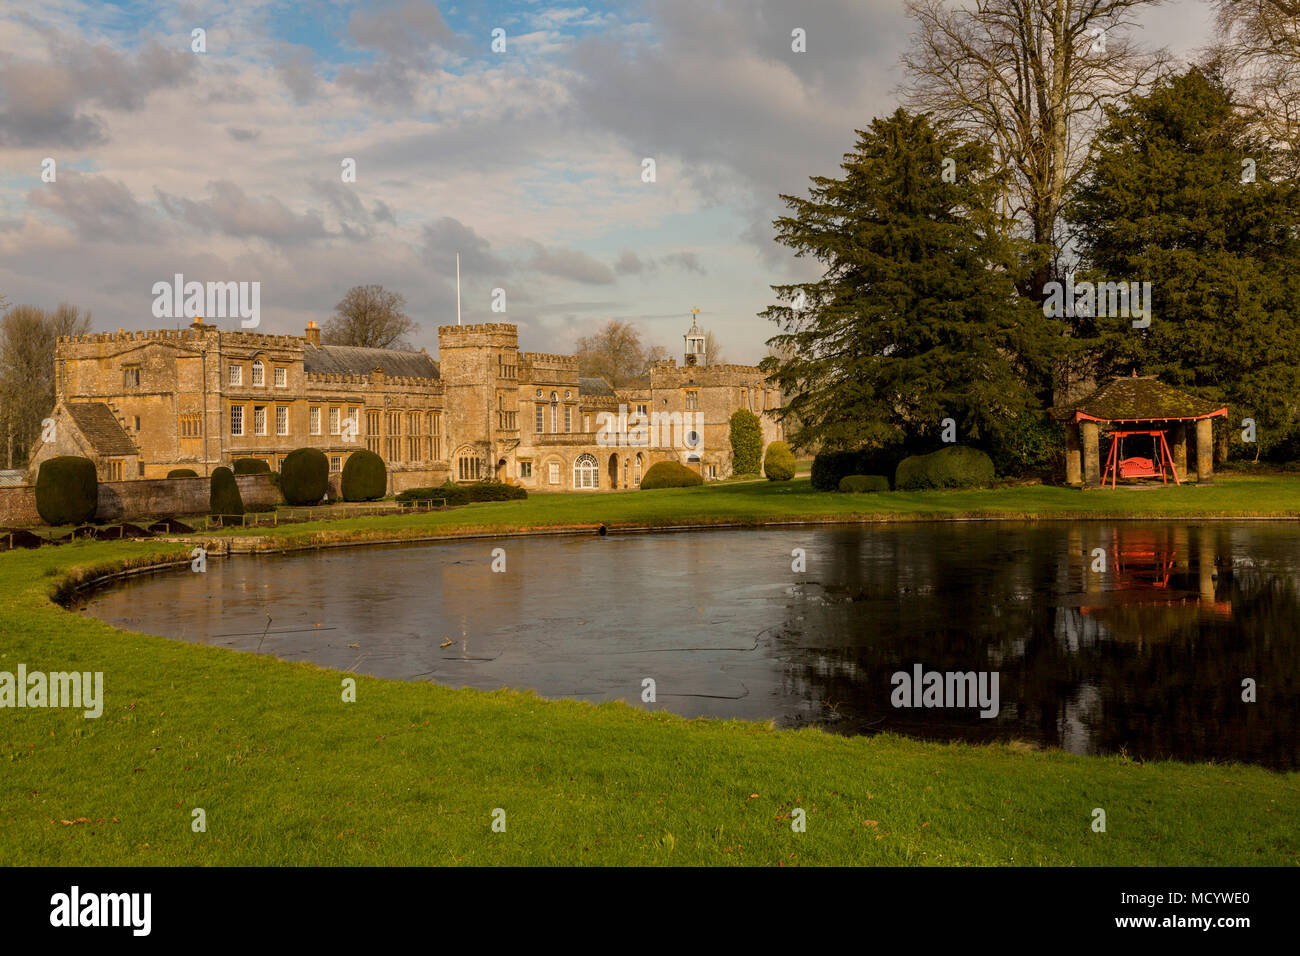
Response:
[436,323,520,480]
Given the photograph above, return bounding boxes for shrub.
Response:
[395,481,527,506]
[209,466,244,524]
[280,448,329,505]
[729,409,762,475]
[894,445,995,490]
[640,460,704,489]
[34,456,98,526]
[839,474,890,493]
[763,441,796,481]
[986,412,1063,478]
[266,470,280,488]
[341,449,387,501]
[232,458,270,475]
[166,468,198,478]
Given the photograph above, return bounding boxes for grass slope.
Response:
[1,479,1299,865]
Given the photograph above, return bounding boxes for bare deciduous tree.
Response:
[704,331,725,366]
[322,285,417,350]
[0,303,92,467]
[1214,0,1300,172]
[902,0,1168,295]
[574,320,659,388]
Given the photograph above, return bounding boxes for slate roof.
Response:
[303,344,439,380]
[579,376,615,397]
[1070,376,1227,422]
[65,403,137,456]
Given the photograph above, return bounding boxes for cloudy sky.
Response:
[0,0,1212,362]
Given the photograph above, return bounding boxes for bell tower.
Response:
[684,308,706,367]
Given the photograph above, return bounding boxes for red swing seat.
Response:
[1118,456,1158,478]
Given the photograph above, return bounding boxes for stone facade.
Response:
[31,317,783,493]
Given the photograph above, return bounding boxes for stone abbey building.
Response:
[31,316,783,493]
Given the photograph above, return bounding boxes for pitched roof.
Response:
[303,344,439,379]
[1070,376,1227,422]
[579,376,615,397]
[65,403,138,456]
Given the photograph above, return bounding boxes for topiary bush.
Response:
[232,458,270,475]
[811,442,912,491]
[640,460,704,489]
[341,449,387,501]
[763,441,796,481]
[209,466,245,525]
[166,468,198,478]
[838,474,890,493]
[729,409,763,475]
[894,445,995,491]
[35,456,98,526]
[279,448,329,505]
[395,481,526,506]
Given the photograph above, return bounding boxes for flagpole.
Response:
[456,252,461,326]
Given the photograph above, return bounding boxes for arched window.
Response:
[251,358,265,386]
[456,446,483,482]
[634,454,643,486]
[550,391,558,432]
[573,453,598,489]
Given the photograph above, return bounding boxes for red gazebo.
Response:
[1061,376,1228,488]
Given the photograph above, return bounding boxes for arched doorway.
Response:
[634,454,643,486]
[496,458,507,482]
[608,453,619,489]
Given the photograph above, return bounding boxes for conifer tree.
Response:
[1066,67,1300,458]
[761,109,1051,460]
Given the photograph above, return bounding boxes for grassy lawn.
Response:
[2,476,1299,865]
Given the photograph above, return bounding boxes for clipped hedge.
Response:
[35,456,98,526]
[233,458,271,475]
[280,448,330,505]
[395,481,526,506]
[341,449,387,501]
[811,443,910,491]
[894,445,995,491]
[763,441,796,481]
[839,474,890,493]
[729,409,762,476]
[640,460,704,489]
[166,468,198,478]
[209,466,245,525]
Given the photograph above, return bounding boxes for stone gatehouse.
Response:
[29,316,783,493]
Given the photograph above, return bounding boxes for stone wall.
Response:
[0,486,41,526]
[0,474,280,526]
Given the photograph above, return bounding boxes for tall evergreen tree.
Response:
[760,109,1052,461]
[1066,67,1300,458]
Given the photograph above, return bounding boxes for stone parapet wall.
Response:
[0,474,280,526]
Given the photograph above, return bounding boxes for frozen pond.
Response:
[78,522,1300,768]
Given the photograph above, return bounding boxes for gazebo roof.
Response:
[1068,376,1227,423]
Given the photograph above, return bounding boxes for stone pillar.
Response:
[1195,418,1214,484]
[1081,421,1101,487]
[1171,422,1187,479]
[1065,424,1082,486]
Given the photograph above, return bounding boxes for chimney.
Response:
[305,320,320,347]
[190,316,205,329]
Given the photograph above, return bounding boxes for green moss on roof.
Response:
[1071,376,1225,422]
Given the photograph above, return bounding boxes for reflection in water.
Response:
[78,523,1300,769]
